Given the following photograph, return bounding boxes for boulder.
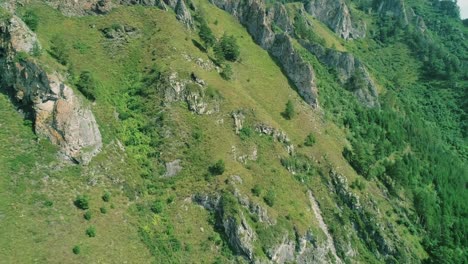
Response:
[0,15,102,164]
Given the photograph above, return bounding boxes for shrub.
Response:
[151,200,164,214]
[304,133,316,147]
[84,211,92,221]
[198,20,216,49]
[239,126,253,140]
[76,71,97,101]
[22,10,39,32]
[72,245,81,255]
[251,184,262,197]
[215,34,240,62]
[14,51,29,63]
[32,42,42,57]
[74,195,89,210]
[209,159,225,175]
[50,35,69,65]
[86,226,96,237]
[282,99,295,120]
[220,64,233,80]
[102,192,111,202]
[263,189,276,207]
[100,207,107,214]
[43,200,53,207]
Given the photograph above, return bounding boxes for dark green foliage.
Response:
[74,195,89,210]
[49,35,69,65]
[102,192,111,202]
[282,99,295,120]
[239,126,253,140]
[43,200,53,207]
[22,10,39,32]
[304,133,316,147]
[14,51,28,63]
[100,207,107,214]
[198,19,216,49]
[72,245,81,255]
[151,200,164,214]
[215,34,240,62]
[209,159,225,175]
[350,178,366,191]
[32,42,42,57]
[251,184,262,197]
[263,189,276,207]
[86,226,96,237]
[84,211,92,221]
[76,71,97,101]
[220,64,233,80]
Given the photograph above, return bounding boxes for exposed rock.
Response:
[232,110,245,134]
[304,0,366,40]
[308,190,342,263]
[175,0,194,29]
[223,213,256,260]
[299,41,379,107]
[163,72,218,114]
[44,0,114,16]
[256,123,294,154]
[210,0,319,107]
[0,16,102,164]
[164,159,182,177]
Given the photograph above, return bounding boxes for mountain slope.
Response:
[0,0,466,263]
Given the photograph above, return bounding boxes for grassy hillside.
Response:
[0,0,465,263]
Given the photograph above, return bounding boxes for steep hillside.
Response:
[0,0,466,263]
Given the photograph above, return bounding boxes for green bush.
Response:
[74,195,89,210]
[100,207,107,214]
[22,10,39,32]
[282,99,295,120]
[304,133,316,147]
[86,226,96,237]
[263,189,276,207]
[102,192,111,202]
[14,51,29,63]
[239,127,253,140]
[84,211,92,221]
[50,35,69,65]
[76,71,97,101]
[215,34,240,62]
[251,184,262,197]
[32,42,42,57]
[198,19,216,49]
[220,64,233,80]
[151,200,164,214]
[209,159,225,175]
[72,245,81,255]
[43,200,53,207]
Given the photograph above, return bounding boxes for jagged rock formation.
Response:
[210,0,319,107]
[299,41,380,108]
[0,15,102,164]
[304,0,366,40]
[43,0,113,16]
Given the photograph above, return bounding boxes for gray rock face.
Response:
[299,41,379,108]
[304,0,366,40]
[164,159,182,177]
[43,0,113,16]
[210,0,319,107]
[175,0,194,29]
[0,16,102,164]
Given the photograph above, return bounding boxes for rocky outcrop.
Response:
[299,41,380,108]
[44,0,113,16]
[304,0,366,40]
[0,16,102,164]
[210,0,319,107]
[256,123,294,154]
[175,0,194,29]
[163,72,218,114]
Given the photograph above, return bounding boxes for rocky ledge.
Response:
[0,15,102,164]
